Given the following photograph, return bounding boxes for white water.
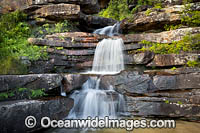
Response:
[67,23,127,120]
[67,77,126,119]
[87,38,125,75]
[93,22,121,36]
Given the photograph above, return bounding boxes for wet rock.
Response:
[101,71,157,94]
[121,2,200,33]
[147,54,200,67]
[0,74,63,92]
[79,14,117,32]
[0,97,73,133]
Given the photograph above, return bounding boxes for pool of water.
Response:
[44,120,200,133]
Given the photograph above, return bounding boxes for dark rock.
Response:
[127,96,200,119]
[79,13,117,32]
[0,97,73,133]
[101,71,157,94]
[153,73,200,91]
[0,74,63,92]
[132,51,155,64]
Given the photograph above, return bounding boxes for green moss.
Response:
[171,67,177,71]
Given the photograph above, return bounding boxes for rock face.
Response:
[124,27,200,43]
[0,0,100,14]
[0,97,73,133]
[101,70,200,120]
[0,74,63,92]
[121,2,200,33]
[31,4,80,20]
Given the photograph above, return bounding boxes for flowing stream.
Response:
[67,23,127,119]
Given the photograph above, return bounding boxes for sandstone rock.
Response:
[62,74,89,93]
[0,97,73,133]
[101,71,157,94]
[153,73,200,91]
[124,27,200,43]
[0,74,63,92]
[0,0,100,14]
[127,96,200,119]
[144,67,200,76]
[132,51,154,64]
[147,54,200,67]
[121,2,200,33]
[32,4,80,20]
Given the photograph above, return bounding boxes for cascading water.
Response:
[93,22,121,36]
[67,23,127,120]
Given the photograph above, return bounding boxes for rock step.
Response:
[121,2,200,33]
[0,97,73,133]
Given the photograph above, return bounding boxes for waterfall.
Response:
[67,23,127,120]
[93,22,121,36]
[90,38,124,75]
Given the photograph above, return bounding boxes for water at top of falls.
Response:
[93,22,121,36]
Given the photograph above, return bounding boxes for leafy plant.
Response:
[32,20,74,38]
[31,88,47,98]
[181,3,200,27]
[187,60,200,67]
[99,0,131,20]
[171,67,177,71]
[145,9,152,16]
[164,24,183,31]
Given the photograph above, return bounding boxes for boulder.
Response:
[0,97,73,133]
[0,74,63,92]
[121,2,200,33]
[147,54,200,67]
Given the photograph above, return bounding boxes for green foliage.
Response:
[165,100,169,104]
[0,88,47,101]
[99,0,131,20]
[0,56,28,74]
[139,34,200,54]
[187,60,200,67]
[31,88,46,98]
[171,67,177,71]
[181,4,200,27]
[145,9,152,16]
[0,93,9,100]
[164,24,183,31]
[0,11,45,60]
[32,20,74,38]
[177,101,183,105]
